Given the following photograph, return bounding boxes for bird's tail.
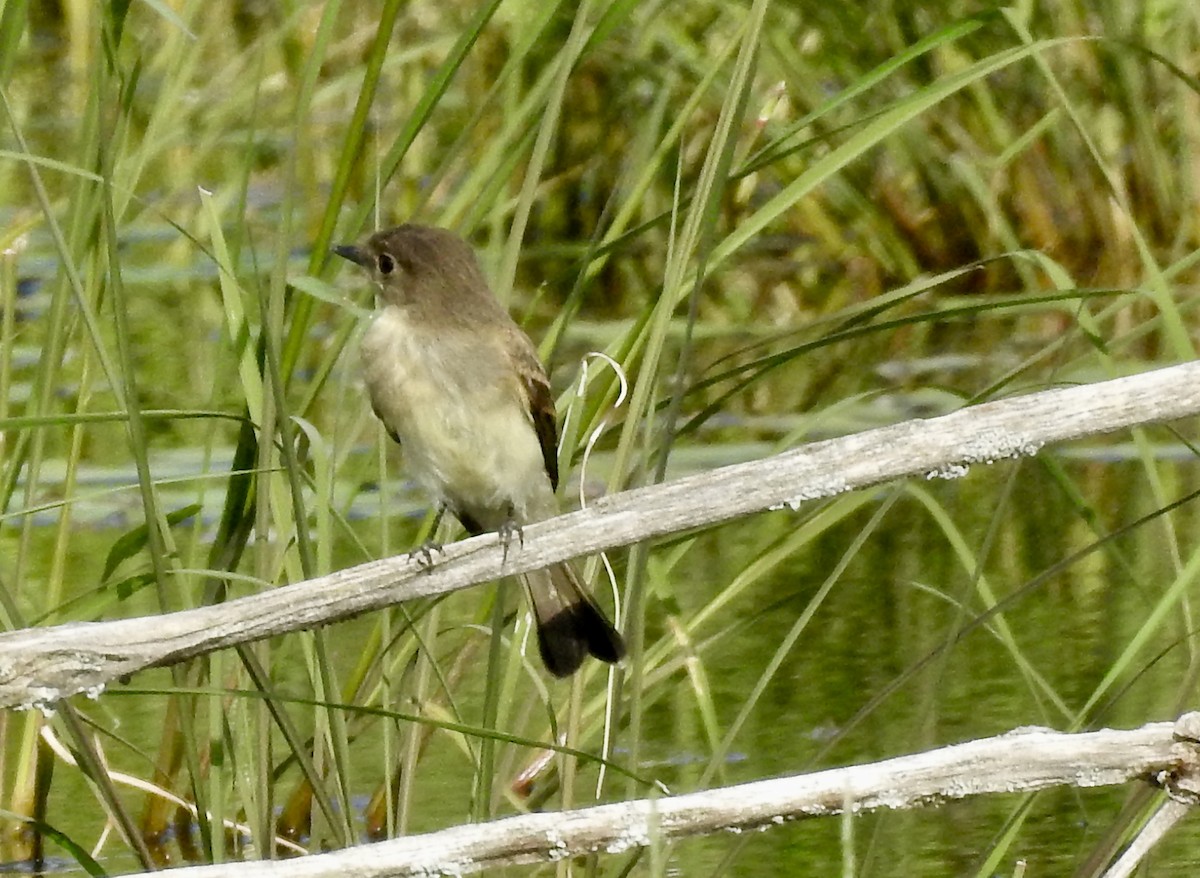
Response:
[522,563,624,677]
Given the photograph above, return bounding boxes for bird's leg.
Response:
[408,504,448,572]
[497,502,523,565]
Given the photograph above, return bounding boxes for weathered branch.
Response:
[124,714,1200,877]
[1,361,1199,708]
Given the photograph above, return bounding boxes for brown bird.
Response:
[334,224,624,677]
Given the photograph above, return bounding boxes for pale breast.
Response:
[360,308,552,524]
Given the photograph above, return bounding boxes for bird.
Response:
[334,224,624,677]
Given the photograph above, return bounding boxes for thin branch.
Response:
[1,361,1199,708]
[123,714,1200,877]
[1101,800,1191,878]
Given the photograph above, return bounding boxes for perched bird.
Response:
[335,224,624,677]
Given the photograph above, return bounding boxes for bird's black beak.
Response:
[333,244,371,268]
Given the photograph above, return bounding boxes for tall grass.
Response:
[1,1,1200,875]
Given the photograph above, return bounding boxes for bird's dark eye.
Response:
[378,253,396,275]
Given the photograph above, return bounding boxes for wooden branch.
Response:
[123,715,1200,877]
[2,361,1199,709]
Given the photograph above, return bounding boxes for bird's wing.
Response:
[512,341,560,491]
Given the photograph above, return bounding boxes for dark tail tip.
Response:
[537,603,625,678]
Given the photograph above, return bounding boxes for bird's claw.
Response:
[498,519,524,564]
[408,540,445,572]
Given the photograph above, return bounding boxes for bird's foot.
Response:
[408,540,445,572]
[408,504,449,572]
[497,518,524,565]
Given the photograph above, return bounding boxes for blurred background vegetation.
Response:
[2,0,1200,875]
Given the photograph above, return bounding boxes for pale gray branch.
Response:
[1,361,1199,708]
[1101,800,1191,878]
[127,714,1200,877]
